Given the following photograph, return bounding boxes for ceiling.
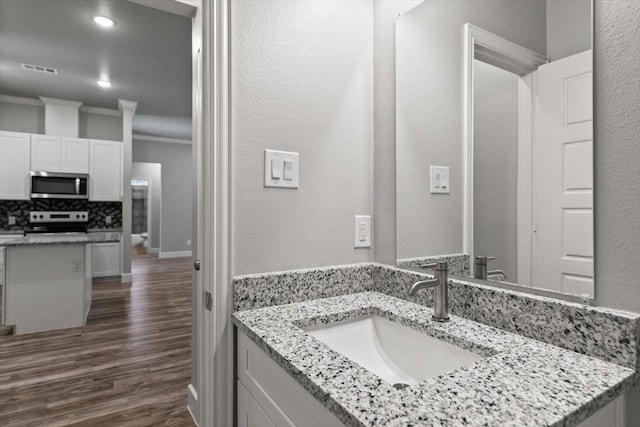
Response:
[0,0,193,140]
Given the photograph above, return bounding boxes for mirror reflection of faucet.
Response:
[474,256,507,281]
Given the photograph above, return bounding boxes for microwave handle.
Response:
[75,178,80,195]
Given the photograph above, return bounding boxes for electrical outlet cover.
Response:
[354,215,371,248]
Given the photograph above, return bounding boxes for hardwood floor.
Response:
[0,254,195,427]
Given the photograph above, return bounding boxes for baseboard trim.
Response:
[187,383,199,426]
[92,275,122,283]
[159,250,192,259]
[120,273,133,283]
[148,247,160,254]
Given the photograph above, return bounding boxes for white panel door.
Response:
[61,137,89,173]
[535,50,593,296]
[31,134,61,172]
[89,139,121,201]
[0,131,31,200]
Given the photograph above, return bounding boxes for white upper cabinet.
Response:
[60,137,89,173]
[31,135,89,174]
[31,134,61,172]
[0,131,31,200]
[89,139,121,201]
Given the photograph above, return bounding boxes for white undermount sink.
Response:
[305,316,484,386]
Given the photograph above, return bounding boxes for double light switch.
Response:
[265,149,299,188]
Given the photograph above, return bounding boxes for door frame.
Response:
[462,23,547,279]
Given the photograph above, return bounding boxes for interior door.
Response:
[534,50,593,296]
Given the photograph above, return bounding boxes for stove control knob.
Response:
[76,214,80,219]
[39,215,44,219]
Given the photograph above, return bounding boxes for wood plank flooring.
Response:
[0,254,195,427]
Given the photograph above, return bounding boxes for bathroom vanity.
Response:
[232,264,639,427]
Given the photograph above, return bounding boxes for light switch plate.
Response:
[8,216,16,225]
[430,166,450,194]
[354,215,371,248]
[264,149,299,189]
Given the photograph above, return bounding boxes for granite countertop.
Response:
[232,292,636,427]
[0,231,121,247]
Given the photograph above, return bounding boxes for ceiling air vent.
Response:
[20,63,58,75]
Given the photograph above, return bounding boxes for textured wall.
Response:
[372,0,423,265]
[231,0,373,275]
[132,139,192,253]
[593,0,640,314]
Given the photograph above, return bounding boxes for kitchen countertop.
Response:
[232,292,636,427]
[0,231,121,247]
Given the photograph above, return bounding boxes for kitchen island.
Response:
[1,232,120,334]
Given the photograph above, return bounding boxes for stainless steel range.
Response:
[25,211,89,235]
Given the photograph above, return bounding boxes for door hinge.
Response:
[204,291,212,311]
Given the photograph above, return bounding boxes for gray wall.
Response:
[231,0,373,276]
[473,60,518,281]
[79,111,122,141]
[547,0,592,60]
[0,101,44,134]
[132,162,161,251]
[594,0,640,314]
[0,100,122,141]
[373,1,423,266]
[132,140,192,253]
[395,0,547,260]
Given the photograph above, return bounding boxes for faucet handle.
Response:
[419,262,437,269]
[420,261,448,271]
[475,255,495,265]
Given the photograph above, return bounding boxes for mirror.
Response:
[396,0,593,299]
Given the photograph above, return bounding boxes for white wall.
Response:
[231,0,373,275]
[0,101,44,134]
[395,0,547,260]
[593,0,640,315]
[473,60,518,280]
[373,0,423,265]
[132,139,192,253]
[132,162,161,251]
[547,0,592,61]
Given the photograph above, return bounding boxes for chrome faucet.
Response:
[474,256,508,281]
[409,261,449,322]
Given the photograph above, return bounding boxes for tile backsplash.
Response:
[0,199,122,230]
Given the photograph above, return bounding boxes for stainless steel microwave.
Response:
[30,171,89,199]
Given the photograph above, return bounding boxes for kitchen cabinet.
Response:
[90,139,122,201]
[91,242,120,277]
[61,137,89,173]
[0,131,31,200]
[31,135,89,174]
[31,134,61,172]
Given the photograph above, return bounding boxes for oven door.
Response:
[30,172,89,199]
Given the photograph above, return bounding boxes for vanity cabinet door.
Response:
[237,381,277,427]
[0,131,30,200]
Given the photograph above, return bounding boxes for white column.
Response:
[118,99,137,283]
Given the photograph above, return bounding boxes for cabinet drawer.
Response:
[237,330,343,427]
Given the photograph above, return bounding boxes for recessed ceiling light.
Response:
[97,80,112,88]
[92,15,115,28]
